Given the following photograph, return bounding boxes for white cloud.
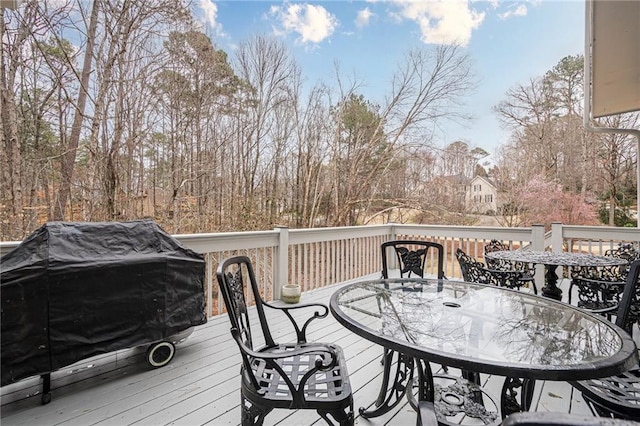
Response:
[199,0,218,27]
[356,7,374,29]
[197,0,226,36]
[269,3,338,44]
[391,0,485,47]
[498,4,528,20]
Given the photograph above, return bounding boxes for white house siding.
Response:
[467,175,498,214]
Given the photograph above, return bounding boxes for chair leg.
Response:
[318,400,354,426]
[500,377,535,418]
[567,281,574,304]
[241,393,271,426]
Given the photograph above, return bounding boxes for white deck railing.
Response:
[1,223,639,317]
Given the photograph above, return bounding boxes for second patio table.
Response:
[484,250,628,301]
[329,278,638,423]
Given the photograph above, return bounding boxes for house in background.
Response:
[428,174,468,212]
[466,175,498,214]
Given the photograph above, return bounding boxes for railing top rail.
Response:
[173,230,279,253]
[391,223,534,241]
[288,224,390,244]
[3,223,640,258]
[561,225,640,241]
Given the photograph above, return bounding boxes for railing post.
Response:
[387,222,397,241]
[531,224,546,287]
[551,222,563,253]
[274,226,289,300]
[206,253,213,318]
[531,224,545,251]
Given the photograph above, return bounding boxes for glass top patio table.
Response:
[330,278,638,381]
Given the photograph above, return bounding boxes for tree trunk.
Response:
[0,9,26,238]
[53,0,100,220]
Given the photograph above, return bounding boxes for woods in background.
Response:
[1,1,637,241]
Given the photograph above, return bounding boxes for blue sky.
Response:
[192,1,585,159]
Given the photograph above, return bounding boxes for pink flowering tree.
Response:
[519,175,599,228]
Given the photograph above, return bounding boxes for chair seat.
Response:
[242,342,352,410]
[570,368,640,419]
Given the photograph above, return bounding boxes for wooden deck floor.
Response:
[0,278,615,426]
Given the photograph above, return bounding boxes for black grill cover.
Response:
[1,220,206,386]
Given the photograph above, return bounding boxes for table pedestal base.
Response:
[361,350,501,425]
[407,371,500,426]
[542,265,563,301]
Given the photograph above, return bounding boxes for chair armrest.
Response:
[231,328,337,366]
[573,276,625,315]
[487,268,522,276]
[574,276,625,301]
[585,305,619,317]
[573,275,626,287]
[262,301,329,343]
[574,276,625,286]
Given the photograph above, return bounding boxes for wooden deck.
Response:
[0,278,614,426]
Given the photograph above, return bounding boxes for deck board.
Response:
[0,278,617,426]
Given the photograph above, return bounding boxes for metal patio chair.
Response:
[569,259,640,420]
[483,239,538,294]
[376,240,451,412]
[456,248,526,291]
[216,256,354,426]
[568,243,639,318]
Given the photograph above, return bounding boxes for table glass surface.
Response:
[484,250,628,267]
[330,278,638,380]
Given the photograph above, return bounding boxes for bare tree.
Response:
[325,44,476,226]
[289,82,332,227]
[3,6,480,237]
[1,3,41,238]
[52,0,99,220]
[595,114,639,225]
[495,54,638,227]
[233,35,298,229]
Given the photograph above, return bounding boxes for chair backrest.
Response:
[615,259,640,334]
[456,248,522,289]
[605,243,639,262]
[381,240,444,279]
[600,243,640,281]
[484,240,508,253]
[456,248,487,282]
[216,255,275,350]
[483,239,509,269]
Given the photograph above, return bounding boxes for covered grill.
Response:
[1,220,207,403]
